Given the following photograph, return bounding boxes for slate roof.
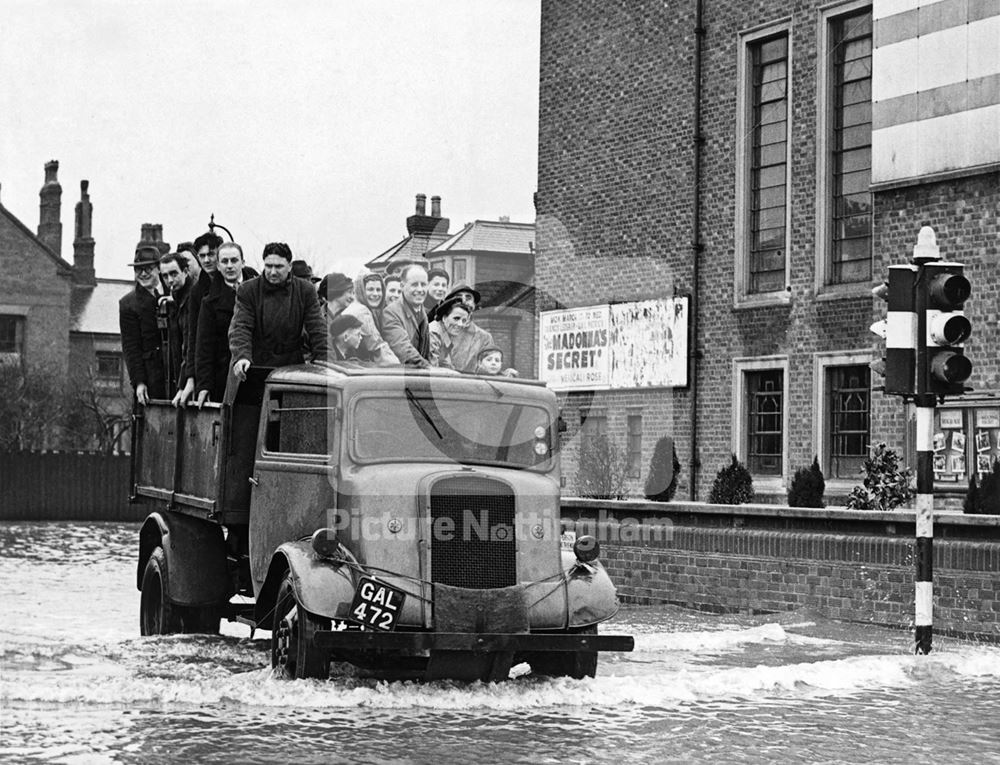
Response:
[70,278,133,334]
[365,231,451,271]
[428,220,535,256]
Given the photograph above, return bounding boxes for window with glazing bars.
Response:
[830,9,873,284]
[580,412,607,454]
[749,34,788,294]
[95,352,122,387]
[747,369,783,474]
[0,315,24,355]
[828,364,870,478]
[627,414,642,478]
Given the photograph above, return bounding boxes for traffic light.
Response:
[871,264,917,396]
[921,261,972,397]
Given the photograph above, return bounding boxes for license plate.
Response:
[349,576,407,631]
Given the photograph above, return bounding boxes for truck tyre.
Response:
[140,547,183,635]
[270,574,330,680]
[528,625,599,679]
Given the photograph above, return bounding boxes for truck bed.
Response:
[132,380,263,524]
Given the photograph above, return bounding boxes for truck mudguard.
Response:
[560,550,621,627]
[254,540,357,626]
[138,512,231,607]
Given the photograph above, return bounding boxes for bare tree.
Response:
[63,366,132,454]
[0,363,72,451]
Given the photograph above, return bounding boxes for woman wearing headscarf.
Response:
[331,271,399,365]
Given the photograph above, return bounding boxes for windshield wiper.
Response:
[482,378,504,399]
[405,387,443,440]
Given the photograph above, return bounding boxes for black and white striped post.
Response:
[912,226,941,655]
[913,397,935,654]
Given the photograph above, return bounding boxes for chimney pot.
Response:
[415,194,427,216]
[44,160,60,185]
[431,196,441,218]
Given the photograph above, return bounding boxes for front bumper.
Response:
[313,630,634,653]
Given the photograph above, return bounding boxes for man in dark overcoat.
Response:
[194,242,258,404]
[177,231,224,405]
[229,242,329,381]
[119,245,167,404]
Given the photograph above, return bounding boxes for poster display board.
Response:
[933,406,1000,483]
[539,297,689,391]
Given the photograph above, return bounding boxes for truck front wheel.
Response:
[527,625,599,679]
[140,547,183,635]
[270,574,331,680]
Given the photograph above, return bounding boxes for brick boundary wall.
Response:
[563,499,1000,641]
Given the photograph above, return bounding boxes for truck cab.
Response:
[134,362,632,681]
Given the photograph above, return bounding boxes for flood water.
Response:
[2,521,999,764]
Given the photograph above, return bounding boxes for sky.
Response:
[1,0,541,281]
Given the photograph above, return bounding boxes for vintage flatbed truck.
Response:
[132,362,633,681]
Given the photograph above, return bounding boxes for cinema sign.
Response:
[538,297,689,391]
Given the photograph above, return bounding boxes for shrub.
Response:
[644,436,681,502]
[963,474,980,514]
[575,433,629,500]
[787,456,825,508]
[709,454,754,505]
[845,442,913,512]
[965,459,1000,515]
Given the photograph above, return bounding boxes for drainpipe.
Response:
[689,0,705,500]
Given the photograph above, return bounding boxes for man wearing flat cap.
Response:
[119,245,168,405]
[329,313,381,363]
[229,242,329,381]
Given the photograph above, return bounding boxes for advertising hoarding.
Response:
[539,297,689,391]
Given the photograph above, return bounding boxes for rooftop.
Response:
[70,278,133,334]
[429,219,535,256]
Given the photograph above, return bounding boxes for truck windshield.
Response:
[352,392,553,469]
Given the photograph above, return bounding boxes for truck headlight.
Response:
[573,534,600,563]
[311,527,340,558]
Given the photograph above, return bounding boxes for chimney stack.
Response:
[73,180,96,286]
[38,160,62,256]
[135,223,170,254]
[406,193,450,236]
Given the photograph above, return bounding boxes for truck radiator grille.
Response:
[429,476,516,590]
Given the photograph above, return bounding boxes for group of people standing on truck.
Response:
[118,233,514,406]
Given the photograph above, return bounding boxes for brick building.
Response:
[536,0,999,502]
[0,162,133,450]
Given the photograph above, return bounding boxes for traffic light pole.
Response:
[913,395,935,655]
[912,244,935,655]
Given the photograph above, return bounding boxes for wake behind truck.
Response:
[133,362,633,681]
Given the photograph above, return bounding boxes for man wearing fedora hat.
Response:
[291,259,322,285]
[119,245,168,405]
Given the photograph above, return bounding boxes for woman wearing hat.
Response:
[428,295,474,370]
[118,246,168,404]
[435,283,496,373]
